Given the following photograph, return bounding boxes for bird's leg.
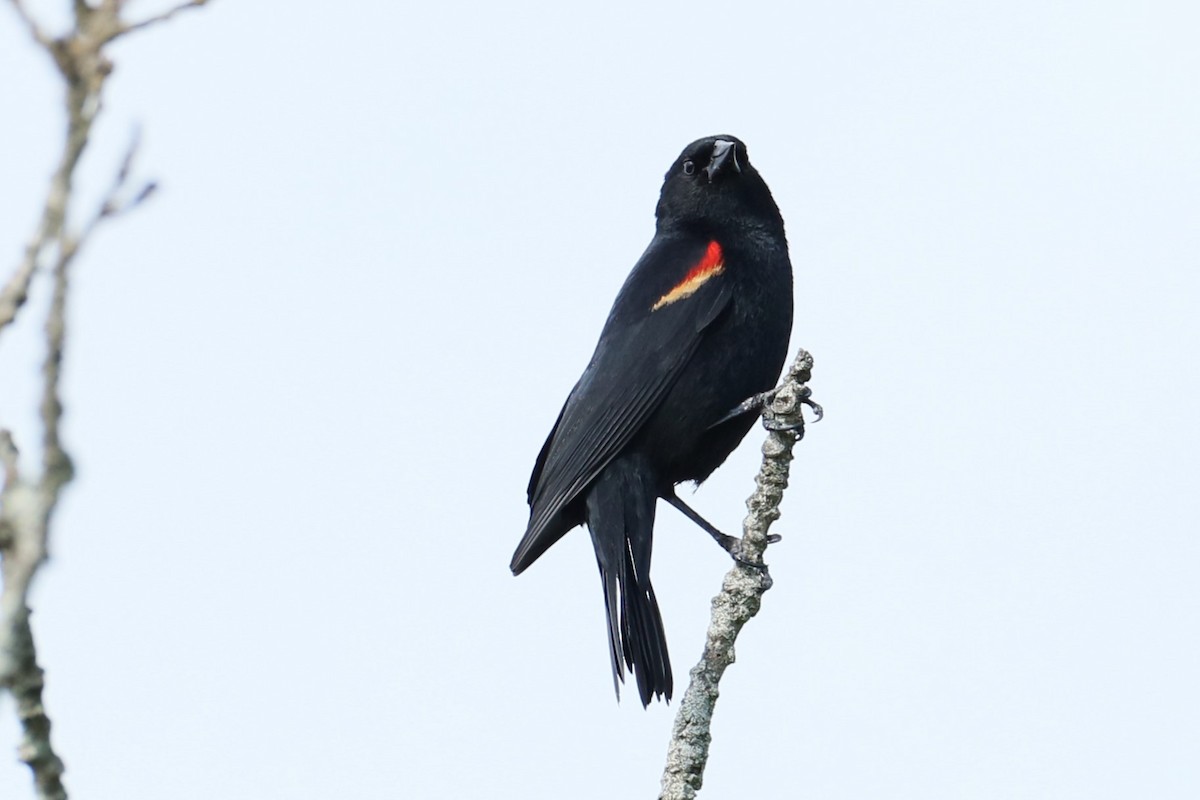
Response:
[664,491,739,552]
[708,383,824,432]
[663,490,780,566]
[706,390,774,430]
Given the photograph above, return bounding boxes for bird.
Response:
[511,135,794,706]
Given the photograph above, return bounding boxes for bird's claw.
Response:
[801,391,824,423]
[762,415,803,432]
[731,549,769,573]
[715,533,781,573]
[731,547,773,587]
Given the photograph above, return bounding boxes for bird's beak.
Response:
[704,139,741,183]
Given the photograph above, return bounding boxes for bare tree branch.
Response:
[1,1,212,796]
[659,349,818,800]
[120,0,209,37]
[0,230,77,800]
[5,0,50,46]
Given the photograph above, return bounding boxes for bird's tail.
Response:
[585,457,673,706]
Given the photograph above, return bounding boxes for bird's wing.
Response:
[511,236,732,573]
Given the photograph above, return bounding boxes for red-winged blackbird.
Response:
[511,136,793,706]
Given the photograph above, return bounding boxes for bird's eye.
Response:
[682,160,695,176]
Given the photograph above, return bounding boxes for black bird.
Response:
[511,136,794,706]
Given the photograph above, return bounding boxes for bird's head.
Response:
[655,135,784,237]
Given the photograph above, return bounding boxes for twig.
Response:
[659,349,818,800]
[120,0,209,37]
[5,0,50,46]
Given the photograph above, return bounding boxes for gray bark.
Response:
[659,348,818,800]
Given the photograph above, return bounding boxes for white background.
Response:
[2,1,1197,797]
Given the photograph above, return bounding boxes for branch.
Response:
[659,349,818,800]
[0,222,76,799]
[2,2,211,797]
[1,0,197,339]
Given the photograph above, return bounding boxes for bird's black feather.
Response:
[512,135,793,705]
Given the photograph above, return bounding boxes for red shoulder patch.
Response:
[651,241,725,311]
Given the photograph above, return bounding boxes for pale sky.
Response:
[2,1,1197,798]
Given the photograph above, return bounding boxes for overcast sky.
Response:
[2,1,1197,798]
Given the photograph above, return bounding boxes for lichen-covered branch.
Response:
[659,349,818,800]
[1,1,211,797]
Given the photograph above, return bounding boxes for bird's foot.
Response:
[710,384,823,432]
[762,384,823,432]
[723,534,780,574]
